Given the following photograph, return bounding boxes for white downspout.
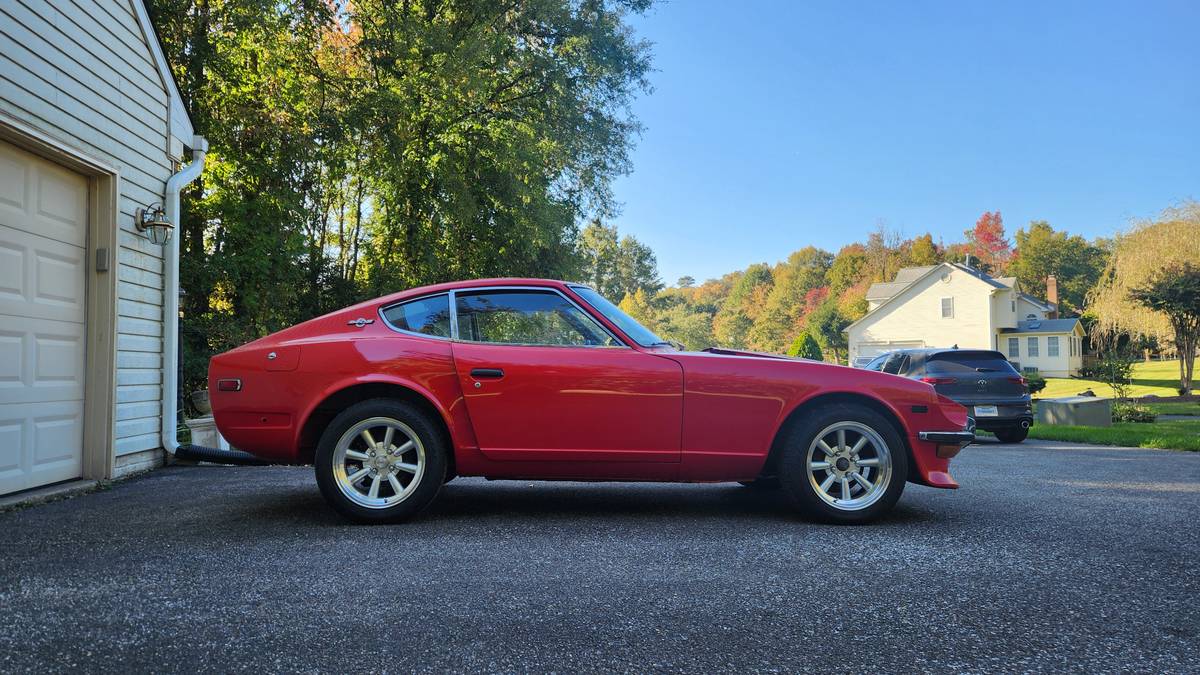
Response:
[161,135,208,455]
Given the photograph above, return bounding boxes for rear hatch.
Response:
[920,350,1028,405]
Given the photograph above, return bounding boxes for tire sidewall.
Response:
[315,398,448,523]
[995,426,1029,443]
[779,404,909,524]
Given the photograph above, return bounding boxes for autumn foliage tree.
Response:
[965,211,1012,273]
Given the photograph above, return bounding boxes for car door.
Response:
[450,287,683,463]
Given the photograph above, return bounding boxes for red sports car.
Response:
[209,278,972,524]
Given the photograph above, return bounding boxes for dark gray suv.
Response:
[865,348,1033,443]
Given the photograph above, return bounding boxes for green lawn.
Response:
[1039,360,1184,399]
[1019,361,1198,450]
[1023,419,1200,451]
[1141,401,1200,416]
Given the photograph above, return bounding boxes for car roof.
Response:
[335,278,580,315]
[891,348,1006,357]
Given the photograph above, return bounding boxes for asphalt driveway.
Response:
[2,438,1198,673]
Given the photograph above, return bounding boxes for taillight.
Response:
[920,377,957,385]
[217,378,242,392]
[1007,376,1027,385]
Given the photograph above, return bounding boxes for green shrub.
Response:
[1112,403,1156,423]
[787,332,824,361]
[1024,373,1047,395]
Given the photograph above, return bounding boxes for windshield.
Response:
[569,285,666,348]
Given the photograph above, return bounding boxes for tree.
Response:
[749,247,832,352]
[787,332,824,361]
[1128,263,1200,393]
[1090,201,1200,392]
[677,276,695,288]
[908,233,940,266]
[806,300,851,365]
[1008,221,1108,315]
[578,220,662,300]
[713,264,772,348]
[150,0,654,393]
[828,244,867,295]
[965,211,1011,273]
[618,288,658,332]
[657,301,715,350]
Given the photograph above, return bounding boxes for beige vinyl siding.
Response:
[1006,330,1082,378]
[0,0,174,458]
[849,267,997,359]
[1016,296,1049,321]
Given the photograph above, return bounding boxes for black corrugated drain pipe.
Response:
[175,444,270,466]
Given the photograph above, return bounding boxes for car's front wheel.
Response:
[315,398,448,524]
[778,404,908,524]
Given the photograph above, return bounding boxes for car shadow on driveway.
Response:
[228,470,945,528]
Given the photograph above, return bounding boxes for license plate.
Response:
[974,405,999,417]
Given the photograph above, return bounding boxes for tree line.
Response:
[592,212,1112,364]
[596,202,1198,393]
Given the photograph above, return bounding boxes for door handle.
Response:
[470,368,504,379]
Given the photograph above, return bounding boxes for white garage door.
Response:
[0,140,88,495]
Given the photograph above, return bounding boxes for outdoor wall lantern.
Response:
[135,203,173,246]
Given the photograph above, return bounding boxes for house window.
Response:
[1007,337,1019,358]
[940,297,953,319]
[1027,336,1039,357]
[1048,336,1059,357]
[1011,299,1016,312]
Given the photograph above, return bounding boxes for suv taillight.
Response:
[920,377,957,385]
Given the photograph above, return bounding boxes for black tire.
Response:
[994,426,1029,443]
[778,403,909,524]
[314,398,448,524]
[738,477,781,490]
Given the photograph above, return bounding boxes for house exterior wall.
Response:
[0,0,185,476]
[1000,331,1082,378]
[849,267,997,360]
[991,288,1019,336]
[1016,297,1049,321]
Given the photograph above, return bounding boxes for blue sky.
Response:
[609,0,1200,285]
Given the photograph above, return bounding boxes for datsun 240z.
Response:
[209,279,973,524]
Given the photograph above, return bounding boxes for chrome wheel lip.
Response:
[333,417,425,510]
[806,421,892,511]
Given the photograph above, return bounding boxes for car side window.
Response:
[381,294,452,338]
[864,355,888,371]
[455,290,617,347]
[882,353,908,375]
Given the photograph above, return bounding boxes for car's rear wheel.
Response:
[778,404,908,524]
[994,426,1029,443]
[315,398,448,524]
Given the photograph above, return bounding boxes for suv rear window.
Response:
[925,350,1017,374]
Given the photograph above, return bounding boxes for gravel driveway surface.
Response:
[2,438,1198,673]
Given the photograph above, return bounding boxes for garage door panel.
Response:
[0,146,29,210]
[0,139,88,495]
[35,165,87,237]
[0,225,86,323]
[0,401,84,494]
[0,141,87,248]
[0,316,85,405]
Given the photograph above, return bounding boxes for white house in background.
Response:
[0,0,206,497]
[845,263,1084,377]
